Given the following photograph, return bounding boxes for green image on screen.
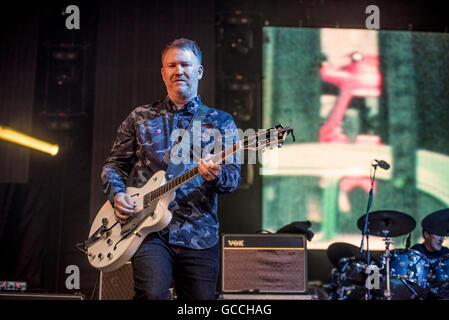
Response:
[261,27,449,250]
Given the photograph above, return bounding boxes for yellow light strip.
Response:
[0,126,59,156]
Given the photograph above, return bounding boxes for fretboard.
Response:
[143,140,243,207]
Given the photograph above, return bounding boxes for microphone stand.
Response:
[360,163,378,300]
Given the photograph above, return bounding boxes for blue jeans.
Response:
[131,232,219,300]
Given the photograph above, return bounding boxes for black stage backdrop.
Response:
[0,4,39,183]
[0,0,99,296]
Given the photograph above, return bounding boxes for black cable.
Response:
[90,271,100,300]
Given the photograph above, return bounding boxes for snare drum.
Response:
[387,249,430,288]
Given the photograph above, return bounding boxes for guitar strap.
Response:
[165,102,209,181]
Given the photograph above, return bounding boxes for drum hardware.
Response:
[327,243,365,268]
[413,279,449,300]
[357,210,417,238]
[405,233,411,251]
[379,247,433,300]
[398,277,420,299]
[357,210,418,300]
[326,243,369,300]
[326,206,449,300]
[382,231,393,300]
[434,254,449,282]
[382,248,431,298]
[358,161,380,300]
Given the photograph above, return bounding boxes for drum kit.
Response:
[326,209,449,300]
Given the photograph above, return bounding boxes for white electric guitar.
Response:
[83,124,294,272]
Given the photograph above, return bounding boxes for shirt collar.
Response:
[164,95,201,115]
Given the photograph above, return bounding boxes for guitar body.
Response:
[87,170,174,272]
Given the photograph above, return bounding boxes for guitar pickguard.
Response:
[120,200,158,237]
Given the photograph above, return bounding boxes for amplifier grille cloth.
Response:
[100,262,134,300]
[223,249,305,292]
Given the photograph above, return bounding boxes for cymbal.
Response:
[327,242,365,267]
[422,208,449,236]
[357,210,416,237]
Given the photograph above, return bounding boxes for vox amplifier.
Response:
[221,233,308,294]
[99,261,134,300]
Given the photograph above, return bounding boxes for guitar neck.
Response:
[146,140,243,203]
[143,125,293,205]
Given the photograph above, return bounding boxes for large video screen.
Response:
[261,27,449,250]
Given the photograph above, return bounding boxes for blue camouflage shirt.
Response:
[101,95,241,249]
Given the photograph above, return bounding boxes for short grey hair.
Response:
[161,38,202,65]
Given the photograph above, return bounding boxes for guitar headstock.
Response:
[244,124,295,152]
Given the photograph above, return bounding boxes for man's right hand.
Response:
[113,192,136,224]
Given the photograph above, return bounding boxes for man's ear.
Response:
[198,65,204,80]
[161,67,165,77]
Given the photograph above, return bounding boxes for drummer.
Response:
[411,230,448,260]
[410,210,449,299]
[411,210,449,261]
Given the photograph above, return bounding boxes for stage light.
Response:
[0,126,59,156]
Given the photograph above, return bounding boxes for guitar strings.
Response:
[145,128,283,204]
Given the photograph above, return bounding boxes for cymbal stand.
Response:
[400,278,420,299]
[413,279,449,300]
[360,163,378,300]
[382,230,392,300]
